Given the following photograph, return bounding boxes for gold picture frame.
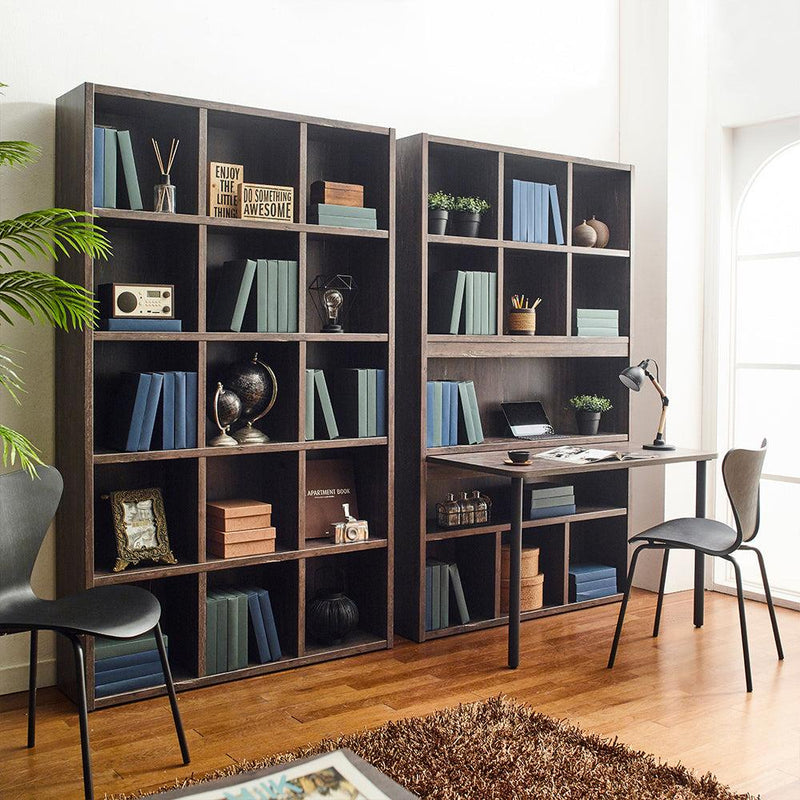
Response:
[108,487,177,573]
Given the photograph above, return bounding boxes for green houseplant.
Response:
[569,394,612,436]
[427,190,454,235]
[0,92,111,475]
[451,195,490,237]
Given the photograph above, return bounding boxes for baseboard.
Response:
[0,659,57,696]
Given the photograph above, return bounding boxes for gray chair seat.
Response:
[0,585,161,639]
[632,517,738,554]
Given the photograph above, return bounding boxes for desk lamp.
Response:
[619,358,675,451]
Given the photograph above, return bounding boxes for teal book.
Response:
[256,259,268,332]
[432,381,443,447]
[425,564,434,631]
[219,591,240,672]
[464,272,475,335]
[309,214,378,230]
[95,632,161,660]
[447,381,459,446]
[576,308,619,320]
[267,260,279,333]
[288,260,298,333]
[488,272,497,334]
[93,127,104,207]
[305,368,315,440]
[137,372,164,451]
[428,271,466,335]
[206,594,218,675]
[185,372,198,449]
[472,272,482,335]
[426,382,434,448]
[213,592,228,672]
[575,314,618,326]
[335,368,367,438]
[448,562,470,625]
[376,369,387,436]
[313,369,339,439]
[367,368,377,437]
[309,204,377,220]
[479,272,490,335]
[116,130,143,210]
[103,127,117,209]
[209,259,257,332]
[577,327,619,337]
[457,381,478,445]
[441,381,452,447]
[530,492,575,509]
[463,380,484,443]
[229,590,250,670]
[277,260,289,333]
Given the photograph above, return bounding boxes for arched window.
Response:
[719,141,800,601]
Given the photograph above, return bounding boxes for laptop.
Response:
[501,401,559,440]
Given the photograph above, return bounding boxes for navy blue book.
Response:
[93,127,104,207]
[528,503,576,520]
[137,372,164,451]
[257,589,282,660]
[569,576,617,602]
[95,659,164,688]
[174,371,186,448]
[100,318,183,332]
[376,369,387,436]
[244,588,272,663]
[185,371,198,448]
[157,372,176,450]
[549,185,564,245]
[108,372,152,452]
[95,648,161,674]
[574,585,618,602]
[95,671,164,699]
[569,563,618,584]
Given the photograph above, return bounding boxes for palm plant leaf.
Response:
[0,140,41,169]
[0,423,43,477]
[0,344,25,403]
[0,271,97,330]
[0,208,111,266]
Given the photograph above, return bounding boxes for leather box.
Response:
[310,180,364,208]
[207,527,277,558]
[207,526,276,544]
[207,499,272,532]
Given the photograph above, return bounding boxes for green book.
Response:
[576,308,619,319]
[288,260,298,333]
[472,272,482,335]
[209,591,227,673]
[256,259,268,333]
[367,368,377,437]
[313,369,339,439]
[305,368,315,440]
[310,215,378,230]
[103,127,117,209]
[488,272,497,335]
[205,595,218,675]
[229,589,250,670]
[448,562,470,625]
[577,327,619,337]
[267,260,279,333]
[575,316,618,328]
[464,272,475,335]
[208,259,257,332]
[218,591,239,672]
[277,260,289,333]
[95,632,160,660]
[432,381,443,447]
[427,271,466,335]
[116,130,143,210]
[479,272,490,335]
[457,382,478,444]
[464,380,484,442]
[309,204,377,220]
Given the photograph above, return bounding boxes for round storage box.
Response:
[501,572,545,613]
[507,308,536,335]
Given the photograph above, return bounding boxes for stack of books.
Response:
[207,500,276,559]
[568,563,618,602]
[93,126,143,210]
[109,371,198,452]
[425,379,484,446]
[332,368,388,439]
[524,483,576,520]
[308,203,377,230]
[427,270,497,335]
[425,560,470,631]
[576,308,619,337]
[209,259,299,333]
[509,180,564,244]
[206,586,282,675]
[94,632,165,699]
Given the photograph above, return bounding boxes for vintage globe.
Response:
[224,353,276,420]
[213,386,242,428]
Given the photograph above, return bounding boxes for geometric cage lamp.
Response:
[619,358,676,451]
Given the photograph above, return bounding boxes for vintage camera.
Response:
[332,503,369,544]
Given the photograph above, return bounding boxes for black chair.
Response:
[607,440,783,691]
[0,466,190,799]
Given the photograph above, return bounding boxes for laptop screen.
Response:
[501,401,554,437]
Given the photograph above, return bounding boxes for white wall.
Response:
[0,0,622,693]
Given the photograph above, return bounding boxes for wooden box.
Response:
[500,545,540,580]
[500,572,544,614]
[310,180,364,208]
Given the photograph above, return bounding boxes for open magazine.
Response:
[535,446,655,465]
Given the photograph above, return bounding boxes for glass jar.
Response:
[471,489,489,524]
[458,491,476,525]
[478,489,492,523]
[436,493,461,528]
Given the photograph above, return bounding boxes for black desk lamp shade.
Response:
[619,359,676,450]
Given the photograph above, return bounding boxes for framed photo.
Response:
[108,487,177,572]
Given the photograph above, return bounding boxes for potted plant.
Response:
[569,394,612,436]
[427,190,454,236]
[451,195,490,237]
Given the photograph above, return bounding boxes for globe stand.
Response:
[225,354,278,446]
[209,382,240,447]
[232,423,270,445]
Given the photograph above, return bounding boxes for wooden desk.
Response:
[427,445,717,668]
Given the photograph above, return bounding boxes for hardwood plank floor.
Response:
[0,590,796,799]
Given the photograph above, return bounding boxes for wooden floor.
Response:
[0,589,796,799]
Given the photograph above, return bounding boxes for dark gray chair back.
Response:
[722,439,766,545]
[0,466,63,599]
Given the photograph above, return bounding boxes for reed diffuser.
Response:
[152,137,180,213]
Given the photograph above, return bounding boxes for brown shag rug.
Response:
[111,696,756,800]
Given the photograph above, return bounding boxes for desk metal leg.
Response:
[508,477,523,669]
[694,460,707,628]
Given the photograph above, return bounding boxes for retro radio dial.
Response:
[116,291,138,313]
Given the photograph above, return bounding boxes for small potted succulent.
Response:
[428,190,454,236]
[451,195,490,237]
[569,394,612,435]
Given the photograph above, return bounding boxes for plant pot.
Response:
[575,410,601,435]
[307,591,359,644]
[451,211,481,237]
[428,209,449,236]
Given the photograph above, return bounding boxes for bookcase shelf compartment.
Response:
[571,164,631,251]
[502,250,568,335]
[424,336,630,359]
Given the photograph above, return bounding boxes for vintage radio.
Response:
[98,283,174,318]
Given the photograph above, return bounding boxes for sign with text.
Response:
[208,162,244,218]
[237,182,294,222]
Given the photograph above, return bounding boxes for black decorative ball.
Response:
[224,357,275,418]
[307,592,359,644]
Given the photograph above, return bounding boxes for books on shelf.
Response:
[100,318,183,332]
[509,179,564,245]
[209,259,299,333]
[524,482,576,520]
[428,270,496,335]
[306,369,340,440]
[536,446,654,464]
[333,368,387,439]
[92,126,143,210]
[108,370,197,452]
[206,499,276,559]
[576,308,619,337]
[94,632,165,698]
[425,379,483,447]
[425,559,470,631]
[569,562,618,602]
[307,203,378,230]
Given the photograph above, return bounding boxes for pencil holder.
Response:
[508,308,536,335]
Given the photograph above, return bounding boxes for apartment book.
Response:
[107,370,198,452]
[568,562,618,602]
[510,179,564,245]
[576,308,619,337]
[94,632,166,698]
[307,203,378,230]
[426,379,484,446]
[93,126,143,210]
[523,482,576,520]
[425,560,470,631]
[428,270,497,335]
[209,259,299,333]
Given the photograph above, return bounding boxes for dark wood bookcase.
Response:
[55,84,395,708]
[395,134,633,642]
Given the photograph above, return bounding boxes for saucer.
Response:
[503,458,532,466]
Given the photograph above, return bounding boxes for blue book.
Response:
[257,589,282,660]
[174,371,186,448]
[100,318,183,331]
[109,372,152,452]
[95,659,164,688]
[158,372,175,450]
[425,564,433,631]
[245,588,272,663]
[575,586,619,602]
[549,185,564,245]
[441,382,452,447]
[448,381,459,446]
[569,576,617,601]
[520,180,529,242]
[95,672,164,698]
[185,372,198,448]
[540,183,549,243]
[103,127,117,209]
[137,372,164,451]
[528,503,576,520]
[426,381,435,448]
[569,563,618,584]
[93,127,104,207]
[376,369,387,436]
[432,381,443,447]
[528,182,536,242]
[512,179,521,241]
[95,649,160,674]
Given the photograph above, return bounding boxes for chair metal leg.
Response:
[725,556,753,692]
[608,543,648,669]
[154,623,190,765]
[69,635,94,800]
[27,630,38,748]
[744,545,784,660]
[653,549,670,637]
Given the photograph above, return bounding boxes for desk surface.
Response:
[427,444,717,479]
